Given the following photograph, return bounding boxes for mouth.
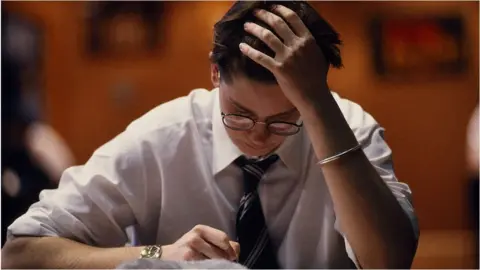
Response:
[246,142,270,150]
[244,142,280,155]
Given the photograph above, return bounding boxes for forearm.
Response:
[299,92,416,268]
[321,151,416,268]
[1,236,143,269]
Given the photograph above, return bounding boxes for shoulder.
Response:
[330,91,391,161]
[330,91,380,132]
[92,88,216,165]
[127,88,216,136]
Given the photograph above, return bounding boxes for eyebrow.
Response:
[229,98,298,119]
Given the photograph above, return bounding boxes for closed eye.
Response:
[235,111,251,116]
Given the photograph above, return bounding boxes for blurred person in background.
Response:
[466,103,479,267]
[2,1,418,269]
[1,14,75,247]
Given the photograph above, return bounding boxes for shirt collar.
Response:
[275,126,307,174]
[211,88,308,175]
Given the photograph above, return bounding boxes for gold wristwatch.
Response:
[139,245,163,259]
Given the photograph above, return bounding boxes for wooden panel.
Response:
[412,230,477,268]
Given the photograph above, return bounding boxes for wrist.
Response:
[140,245,163,259]
[290,82,330,111]
[297,90,335,122]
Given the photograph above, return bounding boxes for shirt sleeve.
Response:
[331,93,420,268]
[6,130,147,247]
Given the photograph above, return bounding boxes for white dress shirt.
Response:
[8,88,419,268]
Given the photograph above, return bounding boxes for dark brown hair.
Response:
[211,1,343,84]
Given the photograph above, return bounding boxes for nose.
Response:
[249,123,270,145]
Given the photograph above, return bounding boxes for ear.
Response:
[210,63,221,88]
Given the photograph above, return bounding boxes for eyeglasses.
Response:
[221,112,303,136]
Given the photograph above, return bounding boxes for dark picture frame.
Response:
[370,14,467,79]
[85,1,163,57]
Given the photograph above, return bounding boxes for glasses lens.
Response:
[268,122,300,135]
[223,114,254,130]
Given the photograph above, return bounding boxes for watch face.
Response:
[149,246,160,255]
[141,245,161,258]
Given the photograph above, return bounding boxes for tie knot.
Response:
[235,154,279,171]
[235,154,279,193]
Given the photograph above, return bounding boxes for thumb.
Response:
[229,241,240,259]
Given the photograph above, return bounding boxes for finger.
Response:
[239,43,278,71]
[272,5,311,38]
[184,248,209,261]
[244,22,285,53]
[229,241,240,260]
[190,236,231,260]
[253,9,297,44]
[192,225,237,260]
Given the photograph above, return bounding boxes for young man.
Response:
[2,1,418,269]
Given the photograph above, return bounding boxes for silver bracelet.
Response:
[317,143,362,166]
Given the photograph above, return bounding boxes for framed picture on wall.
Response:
[370,15,468,79]
[85,1,163,57]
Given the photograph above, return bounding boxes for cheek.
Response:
[268,134,287,145]
[226,129,246,141]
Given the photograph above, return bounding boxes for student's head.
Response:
[210,1,342,157]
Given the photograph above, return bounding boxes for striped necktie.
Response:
[235,154,279,269]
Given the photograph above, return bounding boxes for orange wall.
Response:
[4,1,479,230]
[314,2,479,231]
